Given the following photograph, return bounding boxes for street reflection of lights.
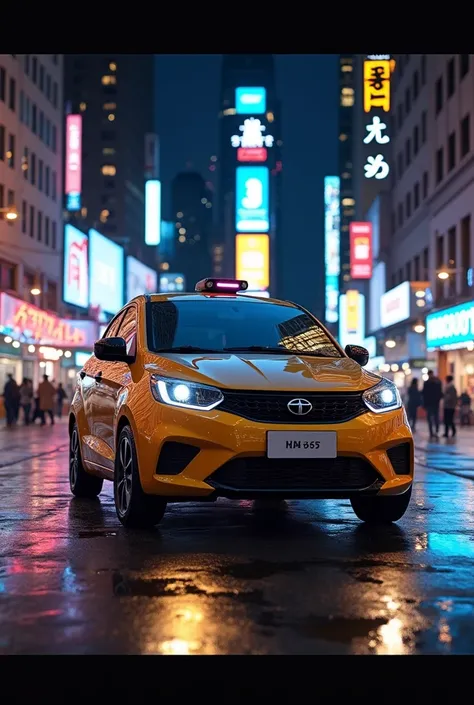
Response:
[438,618,452,645]
[4,336,12,343]
[402,362,410,370]
[415,533,428,551]
[159,638,201,655]
[390,364,399,372]
[382,595,400,611]
[378,618,405,654]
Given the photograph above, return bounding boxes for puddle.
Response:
[296,615,387,643]
[427,533,474,559]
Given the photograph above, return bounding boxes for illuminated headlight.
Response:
[150,374,224,411]
[362,379,402,414]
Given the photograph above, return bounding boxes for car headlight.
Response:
[150,374,224,411]
[362,379,402,414]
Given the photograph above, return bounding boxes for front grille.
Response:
[219,390,367,424]
[156,442,200,476]
[387,443,412,476]
[206,456,381,492]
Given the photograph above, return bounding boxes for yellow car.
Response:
[69,277,414,528]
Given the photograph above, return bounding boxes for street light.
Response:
[437,270,450,280]
[385,339,396,348]
[0,206,18,221]
[30,287,41,296]
[413,323,426,334]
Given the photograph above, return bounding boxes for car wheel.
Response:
[350,485,412,524]
[69,422,104,498]
[114,425,167,528]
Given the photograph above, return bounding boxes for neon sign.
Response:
[231,118,274,149]
[362,58,391,181]
[65,114,82,211]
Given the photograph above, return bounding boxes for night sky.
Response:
[155,54,338,314]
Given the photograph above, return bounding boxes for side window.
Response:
[103,311,124,339]
[117,306,137,357]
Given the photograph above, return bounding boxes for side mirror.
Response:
[345,344,369,367]
[94,337,134,363]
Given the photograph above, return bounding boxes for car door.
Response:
[93,304,138,470]
[81,311,125,467]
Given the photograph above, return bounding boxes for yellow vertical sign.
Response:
[346,289,360,334]
[235,234,269,290]
[363,59,391,113]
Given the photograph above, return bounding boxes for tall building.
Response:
[338,54,356,293]
[170,171,213,289]
[63,54,155,262]
[386,54,474,394]
[0,53,71,391]
[216,54,282,296]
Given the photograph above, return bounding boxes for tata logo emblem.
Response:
[287,398,312,416]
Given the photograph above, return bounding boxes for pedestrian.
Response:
[37,374,56,426]
[422,370,443,439]
[406,377,422,431]
[443,375,458,438]
[2,373,20,428]
[19,378,34,425]
[460,390,471,426]
[56,383,67,419]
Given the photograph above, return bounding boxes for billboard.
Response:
[362,58,391,181]
[65,114,82,211]
[235,234,269,291]
[89,229,124,315]
[145,180,161,246]
[159,273,185,293]
[350,222,373,279]
[126,256,158,301]
[235,87,266,114]
[235,166,269,233]
[339,290,365,349]
[380,281,411,328]
[324,176,340,323]
[426,301,474,351]
[63,225,89,309]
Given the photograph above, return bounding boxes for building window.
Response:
[421,110,427,143]
[52,221,57,249]
[397,103,403,129]
[22,146,28,179]
[103,102,117,110]
[52,170,57,201]
[405,87,411,114]
[8,77,16,111]
[101,75,117,86]
[435,76,443,115]
[461,114,470,158]
[0,66,5,102]
[21,200,27,233]
[38,159,43,191]
[46,73,51,101]
[39,111,44,141]
[45,165,50,196]
[37,211,42,242]
[405,138,411,166]
[421,55,427,85]
[52,81,58,108]
[29,205,35,238]
[397,203,403,228]
[24,54,30,75]
[413,70,419,100]
[461,215,471,292]
[32,56,38,83]
[414,182,420,209]
[422,171,428,199]
[0,259,16,291]
[52,124,57,152]
[101,164,116,176]
[102,147,116,156]
[448,131,456,171]
[30,152,36,185]
[46,281,57,311]
[436,147,444,184]
[397,152,403,177]
[413,125,419,155]
[460,54,470,79]
[7,133,14,168]
[45,216,50,246]
[39,64,45,92]
[52,54,58,65]
[447,57,455,98]
[406,192,412,218]
[0,124,4,160]
[406,261,412,281]
[340,87,354,107]
[32,103,37,133]
[414,255,420,281]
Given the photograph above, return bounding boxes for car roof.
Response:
[140,292,300,308]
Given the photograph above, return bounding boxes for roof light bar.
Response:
[195,278,248,293]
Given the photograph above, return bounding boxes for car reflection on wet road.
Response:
[1,423,474,655]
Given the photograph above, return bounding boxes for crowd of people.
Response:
[406,370,471,439]
[2,374,68,428]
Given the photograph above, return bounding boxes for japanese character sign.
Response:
[363,115,390,145]
[364,154,390,180]
[363,60,390,113]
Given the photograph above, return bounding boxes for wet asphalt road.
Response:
[1,421,474,656]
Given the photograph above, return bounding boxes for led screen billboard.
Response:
[426,301,474,351]
[126,256,158,301]
[235,166,269,233]
[89,229,124,315]
[63,225,89,309]
[65,114,82,211]
[324,176,340,323]
[235,87,266,114]
[235,234,269,290]
[339,290,365,349]
[145,180,161,245]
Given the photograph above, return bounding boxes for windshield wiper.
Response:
[157,346,222,353]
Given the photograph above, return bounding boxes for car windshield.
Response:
[146,299,342,358]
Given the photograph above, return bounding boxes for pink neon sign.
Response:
[65,114,82,195]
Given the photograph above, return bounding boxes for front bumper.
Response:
[135,402,414,500]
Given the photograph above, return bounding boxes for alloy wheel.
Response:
[116,436,133,516]
[70,428,79,488]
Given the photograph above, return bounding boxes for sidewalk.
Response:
[0,418,68,467]
[413,424,474,479]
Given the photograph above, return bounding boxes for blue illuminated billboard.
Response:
[324,176,341,324]
[145,180,161,246]
[426,301,474,351]
[235,166,269,233]
[236,87,266,114]
[89,229,124,315]
[63,224,89,309]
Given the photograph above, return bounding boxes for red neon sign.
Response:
[237,147,267,163]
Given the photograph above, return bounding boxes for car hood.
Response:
[144,352,381,393]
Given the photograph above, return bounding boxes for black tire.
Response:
[69,422,103,498]
[350,485,412,524]
[114,425,167,528]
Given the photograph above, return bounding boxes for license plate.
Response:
[267,431,337,459]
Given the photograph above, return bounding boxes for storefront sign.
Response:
[350,222,372,279]
[362,59,391,181]
[426,301,474,351]
[380,281,411,328]
[0,293,98,348]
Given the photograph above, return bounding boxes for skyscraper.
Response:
[63,54,155,262]
[338,54,356,292]
[216,54,282,295]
